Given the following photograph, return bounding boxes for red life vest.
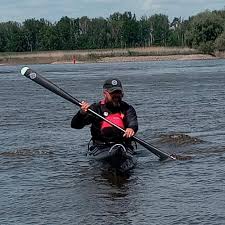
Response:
[100,99,125,134]
[101,112,125,130]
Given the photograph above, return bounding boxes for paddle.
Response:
[21,66,179,160]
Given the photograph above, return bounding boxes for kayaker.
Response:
[71,78,138,153]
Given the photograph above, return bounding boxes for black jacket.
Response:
[71,100,138,143]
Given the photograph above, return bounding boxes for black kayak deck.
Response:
[87,144,137,173]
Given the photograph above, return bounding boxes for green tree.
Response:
[23,18,46,51]
[185,11,224,53]
[108,12,124,48]
[148,14,170,46]
[87,17,109,49]
[121,12,139,48]
[0,22,25,52]
[138,16,152,47]
[168,17,187,46]
[0,23,9,51]
[77,16,91,49]
[55,16,79,50]
[1,8,225,52]
[38,19,58,50]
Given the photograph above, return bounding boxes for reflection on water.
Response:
[100,169,132,187]
[1,60,225,224]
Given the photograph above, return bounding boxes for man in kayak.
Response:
[71,78,138,170]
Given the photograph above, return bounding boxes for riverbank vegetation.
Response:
[0,47,207,64]
[0,8,225,64]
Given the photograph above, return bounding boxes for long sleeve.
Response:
[71,104,97,129]
[125,105,138,133]
[71,111,91,129]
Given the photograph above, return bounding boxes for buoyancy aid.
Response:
[101,112,125,129]
[100,99,125,136]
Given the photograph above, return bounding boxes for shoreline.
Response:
[0,47,224,65]
[35,54,221,65]
[0,54,220,66]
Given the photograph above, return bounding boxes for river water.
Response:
[1,60,225,225]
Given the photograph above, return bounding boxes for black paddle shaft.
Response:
[21,67,175,160]
[22,67,81,107]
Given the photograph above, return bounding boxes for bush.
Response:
[198,41,215,54]
[215,31,225,51]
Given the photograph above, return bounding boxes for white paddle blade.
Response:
[21,67,30,76]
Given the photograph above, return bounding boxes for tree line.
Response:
[0,9,225,54]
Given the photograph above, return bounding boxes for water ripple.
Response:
[1,61,225,225]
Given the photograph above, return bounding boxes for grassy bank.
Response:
[0,47,221,65]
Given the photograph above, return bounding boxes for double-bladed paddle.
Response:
[21,67,188,161]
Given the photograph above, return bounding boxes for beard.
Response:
[106,97,122,109]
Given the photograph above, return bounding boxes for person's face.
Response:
[104,90,123,107]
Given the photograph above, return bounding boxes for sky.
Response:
[0,0,224,23]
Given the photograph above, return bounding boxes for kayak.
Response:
[87,143,137,173]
